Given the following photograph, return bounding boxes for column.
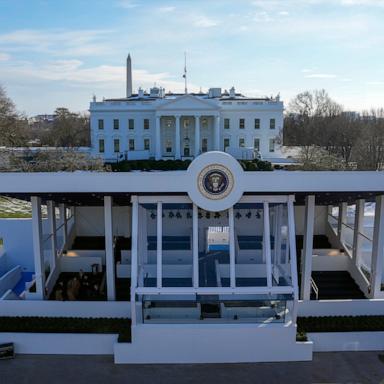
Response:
[194,115,200,157]
[214,115,220,151]
[155,115,161,160]
[263,202,272,289]
[59,204,67,250]
[47,200,57,272]
[193,204,199,288]
[371,195,384,298]
[275,205,283,264]
[156,202,162,288]
[337,202,347,244]
[104,196,116,301]
[352,199,365,265]
[301,195,315,300]
[287,196,299,322]
[130,196,139,326]
[175,115,181,160]
[31,196,45,300]
[229,207,236,288]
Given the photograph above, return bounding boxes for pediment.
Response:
[157,94,219,111]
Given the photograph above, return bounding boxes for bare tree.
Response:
[45,107,90,147]
[0,85,28,146]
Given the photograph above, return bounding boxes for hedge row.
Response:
[297,315,384,333]
[0,317,131,342]
[109,158,273,172]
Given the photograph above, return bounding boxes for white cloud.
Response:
[0,59,199,94]
[366,81,384,85]
[192,15,219,28]
[279,11,290,16]
[158,6,176,13]
[0,52,10,61]
[0,29,114,56]
[304,73,337,78]
[341,0,384,6]
[116,0,140,9]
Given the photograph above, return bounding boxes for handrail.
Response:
[310,277,319,300]
[328,213,373,242]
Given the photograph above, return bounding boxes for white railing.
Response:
[310,277,319,300]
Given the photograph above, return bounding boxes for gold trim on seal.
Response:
[197,164,234,200]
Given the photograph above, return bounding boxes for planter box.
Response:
[309,331,384,352]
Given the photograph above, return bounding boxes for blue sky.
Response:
[0,0,383,115]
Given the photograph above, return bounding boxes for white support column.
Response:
[352,199,365,265]
[47,200,57,272]
[194,115,200,157]
[337,202,347,243]
[175,115,181,160]
[287,196,299,322]
[229,207,236,288]
[31,196,45,300]
[263,202,272,289]
[59,203,67,250]
[275,205,283,265]
[371,195,384,298]
[301,195,315,301]
[193,204,199,288]
[130,196,139,326]
[214,115,220,151]
[156,202,163,289]
[104,196,116,301]
[155,115,161,160]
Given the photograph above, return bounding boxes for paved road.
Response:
[1,351,384,384]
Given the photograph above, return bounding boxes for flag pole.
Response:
[183,51,187,94]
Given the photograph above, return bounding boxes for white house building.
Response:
[90,55,283,162]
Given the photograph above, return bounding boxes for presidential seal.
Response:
[198,164,234,200]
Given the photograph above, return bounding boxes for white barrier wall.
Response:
[298,299,384,316]
[114,323,312,363]
[75,206,131,237]
[0,219,40,271]
[60,253,104,271]
[309,332,384,352]
[0,333,118,355]
[0,265,21,297]
[0,300,131,317]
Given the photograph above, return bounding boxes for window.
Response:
[99,139,104,153]
[269,138,275,152]
[254,118,260,129]
[114,139,120,153]
[270,118,275,129]
[239,138,245,147]
[113,119,119,130]
[166,140,172,153]
[223,138,230,151]
[144,138,150,151]
[224,118,230,129]
[129,119,134,130]
[239,118,245,129]
[129,139,135,151]
[144,118,149,129]
[202,138,208,152]
[98,119,104,130]
[254,138,260,151]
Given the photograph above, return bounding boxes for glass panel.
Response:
[142,294,291,324]
[198,209,229,287]
[161,203,193,287]
[234,203,267,288]
[270,203,291,287]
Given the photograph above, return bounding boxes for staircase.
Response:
[311,271,365,300]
